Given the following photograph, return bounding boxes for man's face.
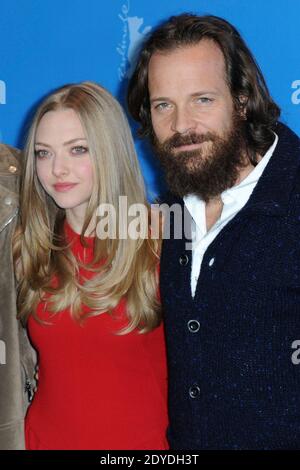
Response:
[148,40,247,200]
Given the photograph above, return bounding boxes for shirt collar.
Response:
[223,133,278,202]
[184,133,278,229]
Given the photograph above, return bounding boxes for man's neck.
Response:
[234,155,261,186]
[205,155,261,231]
[205,197,223,231]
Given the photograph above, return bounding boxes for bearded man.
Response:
[127,13,300,450]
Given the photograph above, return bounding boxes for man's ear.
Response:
[237,95,248,120]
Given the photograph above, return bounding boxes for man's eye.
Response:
[34,149,49,158]
[154,102,171,111]
[71,146,88,155]
[197,97,213,104]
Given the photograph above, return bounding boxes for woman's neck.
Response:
[65,211,96,237]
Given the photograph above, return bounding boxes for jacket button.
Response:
[189,384,201,399]
[8,165,17,173]
[187,319,200,333]
[179,254,189,266]
[208,257,215,267]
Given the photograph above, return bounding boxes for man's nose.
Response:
[171,107,197,134]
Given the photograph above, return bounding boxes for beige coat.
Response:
[0,144,36,450]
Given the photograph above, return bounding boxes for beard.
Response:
[152,114,249,202]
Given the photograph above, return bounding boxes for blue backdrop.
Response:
[0,0,299,199]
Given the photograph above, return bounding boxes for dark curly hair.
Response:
[127,13,280,159]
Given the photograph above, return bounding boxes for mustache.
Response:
[161,131,217,150]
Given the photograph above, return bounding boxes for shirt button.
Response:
[189,384,201,399]
[4,196,12,206]
[179,254,189,266]
[8,165,17,173]
[187,319,200,333]
[208,257,215,267]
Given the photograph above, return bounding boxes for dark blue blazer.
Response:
[160,123,300,449]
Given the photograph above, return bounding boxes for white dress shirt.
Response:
[184,133,278,297]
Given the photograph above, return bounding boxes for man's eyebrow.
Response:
[150,96,171,104]
[150,91,219,103]
[190,91,219,97]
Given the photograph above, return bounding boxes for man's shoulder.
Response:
[0,143,21,175]
[276,122,300,149]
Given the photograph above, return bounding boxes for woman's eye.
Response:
[71,146,88,155]
[34,149,49,158]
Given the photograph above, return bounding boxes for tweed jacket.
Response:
[0,144,36,450]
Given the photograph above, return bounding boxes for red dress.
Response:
[25,222,168,450]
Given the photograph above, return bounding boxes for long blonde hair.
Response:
[14,81,161,333]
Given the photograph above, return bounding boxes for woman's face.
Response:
[35,108,94,223]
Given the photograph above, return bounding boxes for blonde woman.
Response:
[14,82,168,450]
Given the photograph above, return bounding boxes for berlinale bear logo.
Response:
[117,0,151,81]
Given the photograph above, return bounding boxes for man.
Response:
[0,143,36,449]
[127,14,300,449]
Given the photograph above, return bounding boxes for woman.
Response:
[14,82,168,450]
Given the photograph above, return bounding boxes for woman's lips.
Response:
[53,183,78,192]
